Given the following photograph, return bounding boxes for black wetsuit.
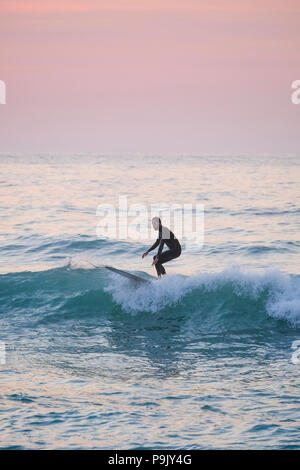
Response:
[148,225,181,276]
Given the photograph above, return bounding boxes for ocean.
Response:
[0,154,299,449]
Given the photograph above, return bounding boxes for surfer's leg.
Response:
[153,255,163,277]
[157,250,180,275]
[158,264,166,275]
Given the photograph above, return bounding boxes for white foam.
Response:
[67,257,101,270]
[105,265,300,327]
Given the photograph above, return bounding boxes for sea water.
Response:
[0,154,299,449]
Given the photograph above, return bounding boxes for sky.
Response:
[0,0,299,154]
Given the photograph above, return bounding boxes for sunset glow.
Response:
[1,0,299,153]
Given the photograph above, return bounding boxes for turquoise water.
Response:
[0,154,299,449]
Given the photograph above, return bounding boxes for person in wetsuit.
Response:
[142,217,181,278]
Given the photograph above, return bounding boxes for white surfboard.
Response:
[104,265,151,284]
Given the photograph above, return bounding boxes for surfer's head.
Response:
[152,217,161,231]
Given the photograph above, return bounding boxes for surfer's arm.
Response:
[156,226,169,257]
[147,238,160,253]
[157,238,165,258]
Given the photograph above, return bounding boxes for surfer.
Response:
[142,217,181,278]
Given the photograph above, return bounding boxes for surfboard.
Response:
[104,265,151,284]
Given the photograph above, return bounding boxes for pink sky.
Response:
[0,0,299,154]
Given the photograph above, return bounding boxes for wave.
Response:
[0,262,299,330]
[105,265,300,328]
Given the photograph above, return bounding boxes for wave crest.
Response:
[106,266,300,327]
